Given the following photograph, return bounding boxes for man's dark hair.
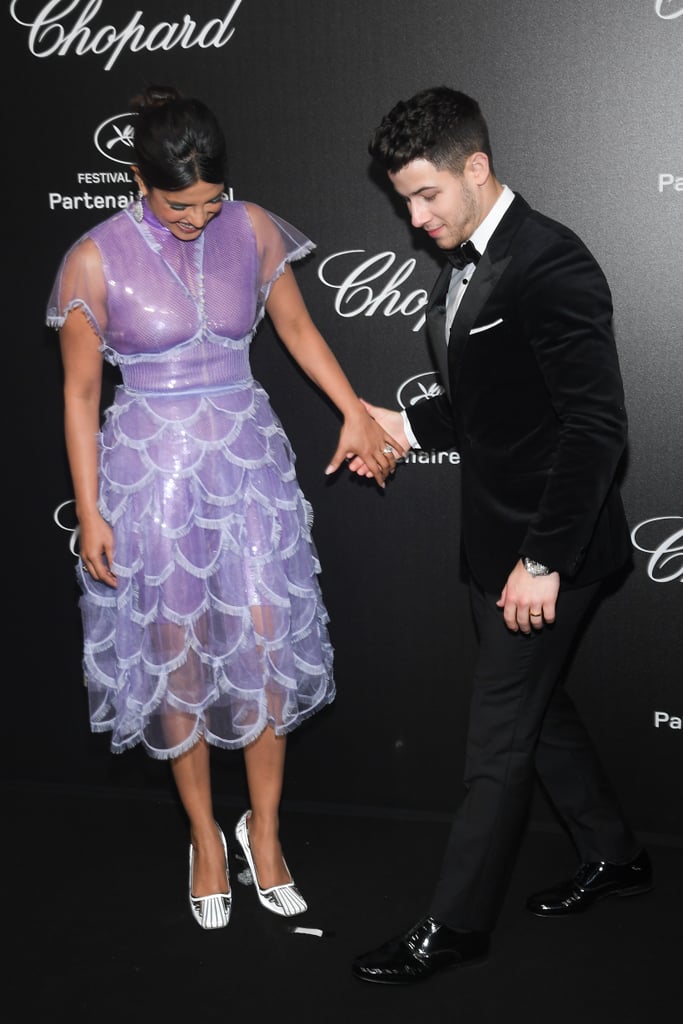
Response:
[368,86,494,176]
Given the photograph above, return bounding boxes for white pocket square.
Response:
[470,318,503,335]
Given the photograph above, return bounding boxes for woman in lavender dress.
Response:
[47,85,401,929]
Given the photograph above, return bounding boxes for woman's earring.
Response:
[132,190,144,223]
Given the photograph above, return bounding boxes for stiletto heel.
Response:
[188,823,232,929]
[235,810,307,917]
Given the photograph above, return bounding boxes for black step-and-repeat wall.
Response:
[5,1,681,842]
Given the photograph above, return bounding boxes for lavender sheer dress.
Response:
[47,199,335,758]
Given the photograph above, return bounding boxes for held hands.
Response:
[78,512,118,588]
[324,397,407,489]
[497,559,559,634]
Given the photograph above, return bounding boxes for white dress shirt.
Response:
[402,185,516,449]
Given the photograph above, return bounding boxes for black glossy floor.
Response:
[8,782,681,1024]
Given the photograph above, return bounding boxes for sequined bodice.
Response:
[48,200,313,394]
[95,203,262,392]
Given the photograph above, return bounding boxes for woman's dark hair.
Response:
[129,85,227,190]
[368,86,494,176]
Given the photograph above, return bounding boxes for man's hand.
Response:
[497,559,560,633]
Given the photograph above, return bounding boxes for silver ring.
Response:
[382,444,394,454]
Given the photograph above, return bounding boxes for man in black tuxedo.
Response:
[351,86,652,986]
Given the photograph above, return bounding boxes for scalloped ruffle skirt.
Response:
[77,381,335,758]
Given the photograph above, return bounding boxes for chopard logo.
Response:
[630,516,683,582]
[9,0,244,71]
[654,1,683,18]
[318,250,429,333]
[53,499,80,557]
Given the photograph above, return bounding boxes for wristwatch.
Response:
[523,557,552,577]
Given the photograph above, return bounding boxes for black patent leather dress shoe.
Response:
[351,915,490,985]
[526,849,653,917]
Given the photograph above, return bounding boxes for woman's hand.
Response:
[325,398,408,489]
[78,511,117,588]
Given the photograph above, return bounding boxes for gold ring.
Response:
[530,610,542,617]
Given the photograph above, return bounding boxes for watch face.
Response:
[524,558,550,576]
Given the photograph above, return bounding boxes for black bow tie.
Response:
[446,240,481,270]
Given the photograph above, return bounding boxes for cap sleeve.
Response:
[46,235,107,340]
[243,203,315,308]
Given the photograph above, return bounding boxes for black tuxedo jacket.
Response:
[407,193,632,593]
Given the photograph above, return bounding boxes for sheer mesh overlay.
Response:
[47,199,335,757]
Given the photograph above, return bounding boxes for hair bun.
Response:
[129,85,182,114]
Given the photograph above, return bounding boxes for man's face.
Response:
[388,158,480,251]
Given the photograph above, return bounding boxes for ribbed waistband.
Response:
[119,378,254,397]
[118,345,253,395]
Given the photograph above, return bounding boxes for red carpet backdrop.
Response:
[5,1,681,841]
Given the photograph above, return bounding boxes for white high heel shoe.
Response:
[235,810,308,917]
[188,823,232,929]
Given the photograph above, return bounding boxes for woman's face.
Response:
[140,177,225,240]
